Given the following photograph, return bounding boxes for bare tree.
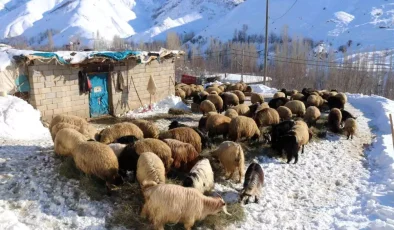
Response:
[166,32,181,50]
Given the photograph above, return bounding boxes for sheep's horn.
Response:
[222,205,232,216]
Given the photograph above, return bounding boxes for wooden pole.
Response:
[390,114,394,149]
[263,0,269,85]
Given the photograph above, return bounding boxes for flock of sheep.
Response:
[48,81,358,230]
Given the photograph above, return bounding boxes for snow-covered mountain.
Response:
[0,0,393,49]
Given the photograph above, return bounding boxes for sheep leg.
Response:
[347,134,350,140]
[238,170,243,183]
[105,183,112,196]
[153,222,164,230]
[351,135,353,140]
[140,204,148,218]
[254,196,259,204]
[184,220,194,230]
[226,171,235,180]
[286,151,293,164]
[294,151,299,164]
[302,145,305,154]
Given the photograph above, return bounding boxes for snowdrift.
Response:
[250,84,278,96]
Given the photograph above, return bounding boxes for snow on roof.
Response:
[0,47,184,71]
[205,73,272,83]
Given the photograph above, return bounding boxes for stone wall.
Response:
[28,58,176,121]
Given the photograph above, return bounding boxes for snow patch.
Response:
[334,11,355,24]
[250,84,278,96]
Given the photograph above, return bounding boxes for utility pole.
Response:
[241,49,245,82]
[263,0,269,85]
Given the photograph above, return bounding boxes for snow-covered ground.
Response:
[1,88,394,229]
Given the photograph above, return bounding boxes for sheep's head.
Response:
[212,193,231,216]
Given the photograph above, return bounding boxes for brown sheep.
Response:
[304,106,321,126]
[231,104,250,116]
[273,92,286,99]
[343,118,357,140]
[137,152,166,186]
[49,114,87,131]
[307,95,324,107]
[207,94,224,112]
[328,108,342,133]
[199,100,217,115]
[254,108,280,127]
[229,116,260,142]
[175,88,186,99]
[51,122,97,141]
[205,114,232,138]
[159,127,202,153]
[54,128,87,156]
[162,139,199,170]
[206,87,222,94]
[221,92,239,110]
[232,90,245,104]
[212,141,245,183]
[224,108,238,119]
[131,119,160,139]
[285,100,306,117]
[336,92,347,105]
[250,93,264,104]
[291,93,305,101]
[99,122,144,144]
[196,85,204,92]
[254,102,270,114]
[133,138,173,173]
[276,106,292,120]
[141,182,231,230]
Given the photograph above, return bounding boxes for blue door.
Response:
[89,73,109,117]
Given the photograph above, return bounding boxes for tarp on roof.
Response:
[31,52,68,64]
[91,50,141,61]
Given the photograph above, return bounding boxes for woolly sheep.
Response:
[218,85,225,92]
[304,106,321,126]
[251,93,264,104]
[159,127,202,153]
[175,88,186,99]
[212,141,245,183]
[130,119,160,139]
[220,92,239,110]
[49,114,87,131]
[327,96,345,110]
[278,120,310,163]
[162,139,199,170]
[141,182,231,230]
[99,122,144,144]
[206,114,232,138]
[179,85,193,98]
[133,138,173,173]
[198,112,218,131]
[340,109,356,124]
[193,92,208,104]
[229,116,260,142]
[268,97,290,109]
[182,158,214,194]
[196,85,204,92]
[51,122,79,141]
[199,100,217,115]
[54,128,87,156]
[224,108,239,119]
[291,93,305,101]
[207,93,224,112]
[137,152,166,186]
[168,121,211,150]
[336,92,347,104]
[108,143,127,157]
[254,108,280,127]
[73,141,123,193]
[307,95,324,107]
[245,85,253,92]
[231,104,250,116]
[328,108,342,133]
[343,118,357,140]
[276,106,292,120]
[254,102,270,114]
[273,92,286,99]
[206,87,222,94]
[270,120,296,151]
[116,135,140,144]
[239,161,264,204]
[285,100,306,117]
[232,90,245,104]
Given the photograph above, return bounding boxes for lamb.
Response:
[268,97,290,109]
[276,106,292,120]
[212,141,245,183]
[220,92,239,110]
[140,182,231,230]
[130,119,160,139]
[49,114,87,131]
[99,122,144,144]
[328,108,342,133]
[182,158,214,193]
[199,100,217,115]
[54,128,87,156]
[232,90,245,104]
[273,92,286,99]
[205,114,232,138]
[229,116,260,142]
[159,127,202,153]
[250,93,265,104]
[254,108,280,127]
[207,93,224,112]
[73,141,123,194]
[239,161,264,204]
[224,108,238,119]
[137,152,166,186]
[343,118,357,140]
[285,100,306,117]
[162,139,199,170]
[304,106,321,126]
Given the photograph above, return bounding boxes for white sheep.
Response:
[182,158,214,194]
[136,152,166,186]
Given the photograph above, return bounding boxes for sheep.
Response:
[212,141,245,183]
[140,182,231,230]
[159,127,202,153]
[51,122,79,141]
[254,102,270,114]
[285,100,306,117]
[268,97,289,109]
[196,85,204,92]
[281,88,298,98]
[304,106,321,126]
[182,158,214,193]
[162,139,199,170]
[207,93,224,112]
[229,116,260,142]
[328,108,342,133]
[245,85,253,93]
[278,120,310,163]
[108,143,127,157]
[224,108,238,119]
[251,93,264,104]
[276,106,292,120]
[218,85,225,92]
[168,120,187,130]
[273,92,286,99]
[129,119,159,139]
[270,120,296,150]
[167,121,211,150]
[336,92,347,104]
[199,100,217,115]
[133,138,173,173]
[231,104,250,116]
[291,93,305,101]
[239,161,264,204]
[220,92,239,110]
[193,92,208,104]
[73,141,123,194]
[179,85,193,98]
[307,95,324,107]
[206,87,222,94]
[343,118,357,140]
[254,108,280,128]
[117,143,140,178]
[54,128,87,156]
[340,109,356,124]
[175,88,186,99]
[99,122,144,144]
[137,152,166,186]
[327,95,345,110]
[206,114,232,138]
[198,116,209,132]
[116,135,140,144]
[49,114,87,131]
[51,122,97,141]
[232,90,245,104]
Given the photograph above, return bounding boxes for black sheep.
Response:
[327,96,345,110]
[340,109,356,123]
[168,120,187,130]
[193,94,207,104]
[268,97,290,109]
[239,162,264,204]
[277,134,300,164]
[116,135,139,144]
[248,103,260,117]
[270,120,296,150]
[117,144,139,181]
